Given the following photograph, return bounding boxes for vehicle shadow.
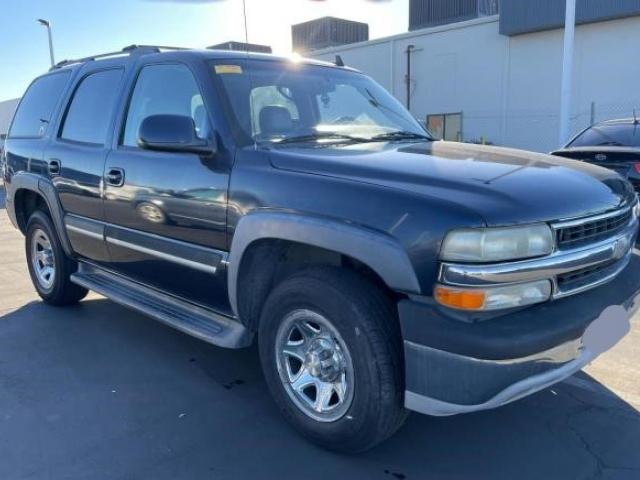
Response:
[0,299,638,480]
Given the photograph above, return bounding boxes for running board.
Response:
[71,263,252,348]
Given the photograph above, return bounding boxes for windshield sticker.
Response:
[215,65,243,74]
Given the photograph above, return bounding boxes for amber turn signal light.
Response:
[434,285,486,310]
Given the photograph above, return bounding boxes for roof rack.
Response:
[50,44,189,71]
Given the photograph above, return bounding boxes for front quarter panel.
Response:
[227,148,486,302]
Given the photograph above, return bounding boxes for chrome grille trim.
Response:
[552,205,632,230]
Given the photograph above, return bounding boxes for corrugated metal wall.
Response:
[409,0,499,31]
[500,0,640,35]
[292,17,368,52]
[409,0,477,30]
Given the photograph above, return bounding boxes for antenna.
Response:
[634,109,639,125]
[241,0,257,151]
[242,0,249,49]
[334,55,345,67]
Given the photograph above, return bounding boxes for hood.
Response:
[269,141,636,226]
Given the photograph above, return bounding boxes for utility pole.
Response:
[558,0,576,146]
[37,19,55,67]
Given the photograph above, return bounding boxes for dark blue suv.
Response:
[3,45,639,452]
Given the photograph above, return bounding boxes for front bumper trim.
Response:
[405,347,596,416]
[404,304,630,416]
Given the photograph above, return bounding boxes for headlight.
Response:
[441,224,554,263]
[434,280,552,311]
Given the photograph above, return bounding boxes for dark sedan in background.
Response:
[551,118,640,194]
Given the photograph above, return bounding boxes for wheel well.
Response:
[13,189,50,233]
[236,239,402,332]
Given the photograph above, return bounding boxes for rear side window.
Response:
[61,69,123,145]
[9,71,70,138]
[570,124,640,148]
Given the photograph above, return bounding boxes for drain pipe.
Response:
[405,44,415,111]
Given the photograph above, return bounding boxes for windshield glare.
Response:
[211,59,429,146]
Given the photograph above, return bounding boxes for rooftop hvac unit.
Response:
[292,17,369,53]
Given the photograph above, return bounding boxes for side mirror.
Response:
[137,114,215,155]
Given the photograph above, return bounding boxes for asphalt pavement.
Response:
[1,184,640,480]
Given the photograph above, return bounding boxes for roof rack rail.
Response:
[50,44,190,71]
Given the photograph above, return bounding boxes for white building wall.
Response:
[0,99,19,136]
[313,15,640,153]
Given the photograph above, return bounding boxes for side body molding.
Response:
[8,172,74,256]
[227,212,421,316]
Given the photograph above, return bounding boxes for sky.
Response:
[0,0,408,102]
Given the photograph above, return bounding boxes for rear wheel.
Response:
[258,266,407,452]
[25,210,88,306]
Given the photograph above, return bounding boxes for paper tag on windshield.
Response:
[215,65,243,74]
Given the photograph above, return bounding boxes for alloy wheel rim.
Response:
[31,228,56,290]
[275,309,355,422]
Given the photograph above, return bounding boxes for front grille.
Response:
[556,208,632,248]
[554,254,631,298]
[557,261,616,288]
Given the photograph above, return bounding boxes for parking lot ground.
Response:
[1,187,640,480]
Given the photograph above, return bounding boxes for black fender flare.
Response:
[9,172,74,257]
[227,212,421,316]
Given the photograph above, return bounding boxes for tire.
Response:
[25,210,88,306]
[258,266,408,453]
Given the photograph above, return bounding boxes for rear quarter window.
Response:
[9,71,71,138]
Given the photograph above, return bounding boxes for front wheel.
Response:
[258,267,407,452]
[25,210,88,306]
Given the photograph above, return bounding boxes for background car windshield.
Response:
[211,59,427,145]
[569,123,640,147]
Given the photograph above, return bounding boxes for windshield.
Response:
[210,59,430,146]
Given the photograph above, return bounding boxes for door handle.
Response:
[105,168,125,187]
[48,159,61,176]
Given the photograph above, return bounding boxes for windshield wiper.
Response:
[276,132,368,145]
[368,131,432,142]
[274,130,432,145]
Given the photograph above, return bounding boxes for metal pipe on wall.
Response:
[405,44,415,110]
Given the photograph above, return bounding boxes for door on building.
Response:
[427,112,462,141]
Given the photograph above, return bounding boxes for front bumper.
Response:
[400,253,640,416]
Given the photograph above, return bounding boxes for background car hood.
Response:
[269,141,635,226]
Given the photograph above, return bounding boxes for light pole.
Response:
[558,0,576,146]
[37,19,55,67]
